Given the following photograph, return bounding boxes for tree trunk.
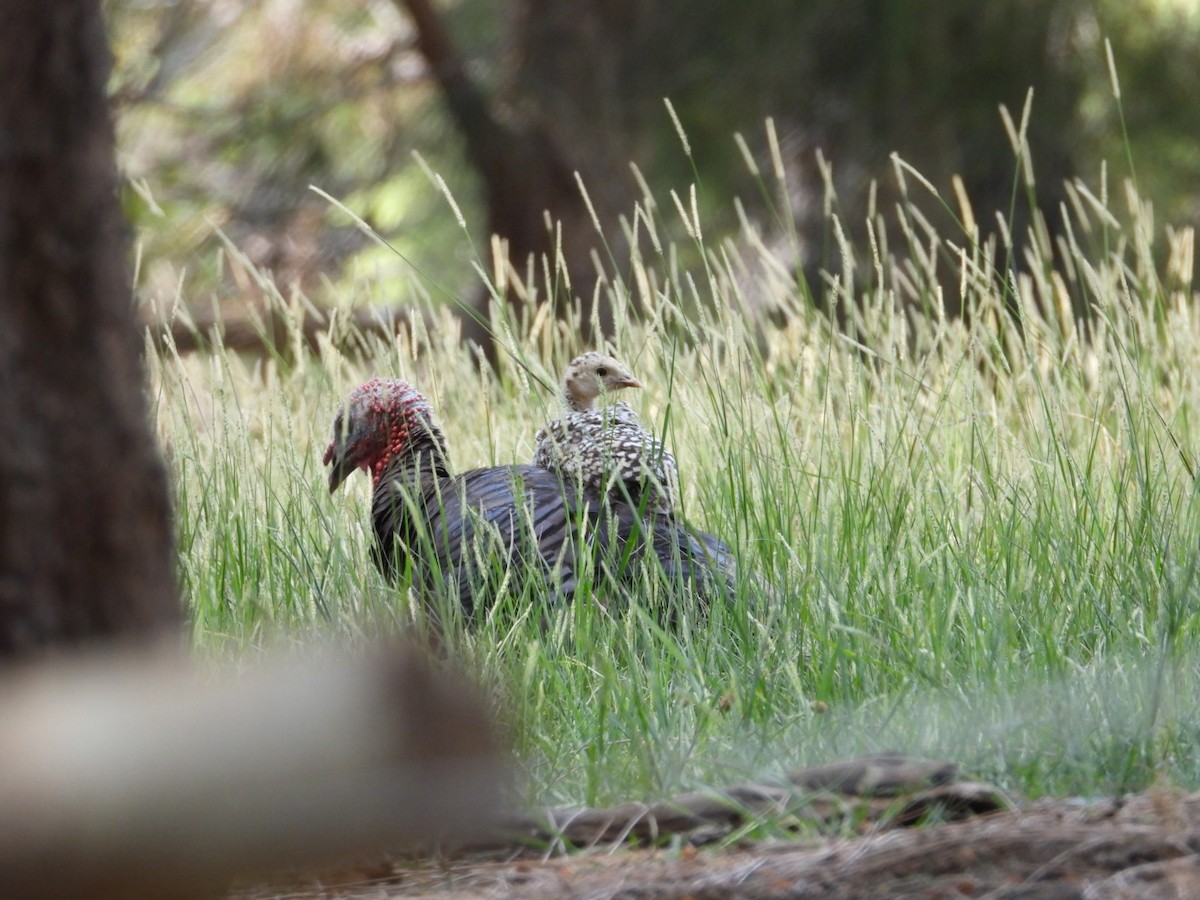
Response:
[0,3,181,658]
[400,0,640,364]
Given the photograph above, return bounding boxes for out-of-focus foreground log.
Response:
[0,644,503,900]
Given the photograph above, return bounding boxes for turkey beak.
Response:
[620,377,642,390]
[324,438,355,493]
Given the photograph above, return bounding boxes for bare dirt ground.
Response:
[234,756,1200,899]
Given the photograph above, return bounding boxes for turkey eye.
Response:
[596,367,609,377]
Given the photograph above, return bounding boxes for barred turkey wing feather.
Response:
[441,504,523,617]
[509,465,592,558]
[686,524,781,609]
[428,471,529,615]
[370,478,423,583]
[370,454,745,617]
[686,527,738,577]
[649,519,741,607]
[370,473,476,602]
[574,502,732,611]
[371,463,594,615]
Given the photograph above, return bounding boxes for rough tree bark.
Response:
[399,0,640,363]
[0,3,181,658]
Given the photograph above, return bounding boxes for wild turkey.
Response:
[324,378,743,617]
[534,352,679,518]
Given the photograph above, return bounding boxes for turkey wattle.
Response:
[324,378,740,616]
[534,352,679,518]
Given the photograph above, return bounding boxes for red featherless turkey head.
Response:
[323,378,445,492]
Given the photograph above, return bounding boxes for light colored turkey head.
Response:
[323,378,439,491]
[560,352,642,412]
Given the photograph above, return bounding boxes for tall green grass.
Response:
[146,113,1200,810]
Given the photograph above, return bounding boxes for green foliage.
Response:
[111,0,487,307]
[149,111,1200,809]
[110,0,1200,323]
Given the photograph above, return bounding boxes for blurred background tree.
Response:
[2,1,180,658]
[108,0,1200,353]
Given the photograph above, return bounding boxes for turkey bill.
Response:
[324,378,744,619]
[534,352,679,518]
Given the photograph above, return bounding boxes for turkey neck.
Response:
[377,425,452,491]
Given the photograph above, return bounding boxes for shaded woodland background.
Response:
[109,0,1200,352]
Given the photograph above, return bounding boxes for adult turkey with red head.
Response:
[324,378,744,618]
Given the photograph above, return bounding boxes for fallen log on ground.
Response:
[236,781,1200,899]
[485,754,1005,852]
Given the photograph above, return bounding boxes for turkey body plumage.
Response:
[325,378,743,620]
[534,353,680,518]
[371,457,736,616]
[534,400,679,518]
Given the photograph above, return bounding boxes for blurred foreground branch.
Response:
[0,644,502,899]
